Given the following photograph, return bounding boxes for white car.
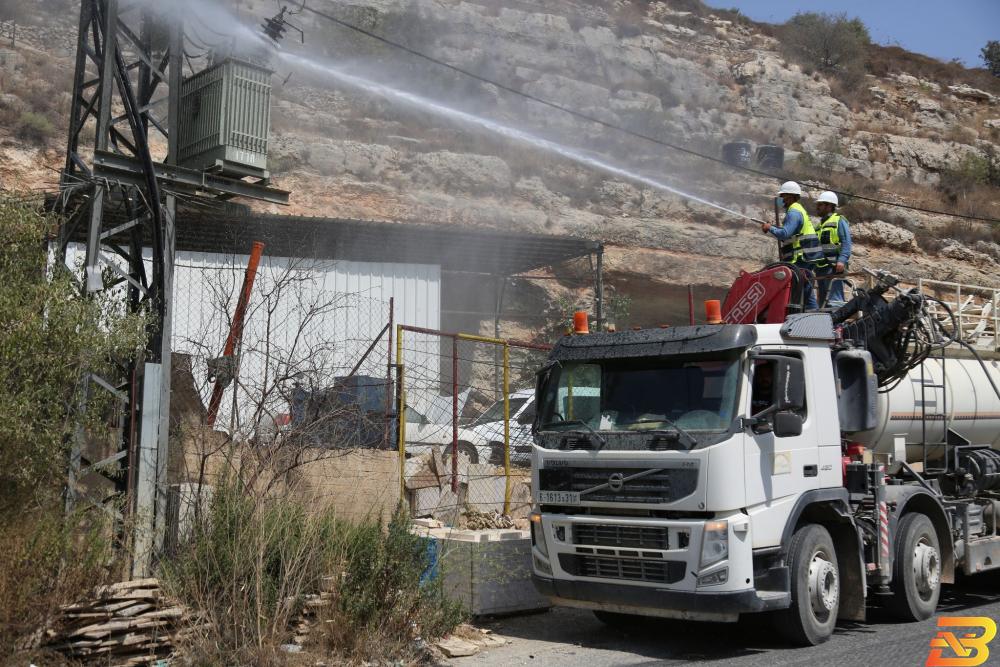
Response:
[458,389,536,466]
[403,390,537,466]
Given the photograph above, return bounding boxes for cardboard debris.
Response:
[436,636,480,658]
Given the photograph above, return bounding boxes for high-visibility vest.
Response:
[818,213,843,264]
[778,202,822,266]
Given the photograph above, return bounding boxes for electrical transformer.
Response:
[177,58,272,178]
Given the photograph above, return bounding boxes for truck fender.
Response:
[779,489,866,622]
[883,486,955,585]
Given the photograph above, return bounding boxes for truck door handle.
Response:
[803,465,818,477]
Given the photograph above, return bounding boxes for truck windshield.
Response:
[537,357,740,434]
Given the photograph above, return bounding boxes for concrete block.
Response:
[405,454,440,490]
[428,528,550,616]
[467,467,506,512]
[409,485,462,525]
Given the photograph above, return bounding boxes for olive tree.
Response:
[781,12,871,85]
[0,198,147,513]
[982,40,1000,77]
[0,198,147,655]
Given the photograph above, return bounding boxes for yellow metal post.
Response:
[396,325,406,504]
[503,342,511,515]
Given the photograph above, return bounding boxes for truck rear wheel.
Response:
[886,513,941,621]
[776,524,839,646]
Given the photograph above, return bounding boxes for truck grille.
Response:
[539,466,697,504]
[559,554,685,584]
[574,524,669,550]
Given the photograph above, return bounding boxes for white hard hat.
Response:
[777,181,802,196]
[817,191,839,206]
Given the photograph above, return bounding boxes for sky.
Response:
[702,1,999,67]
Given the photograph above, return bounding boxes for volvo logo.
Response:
[608,472,625,492]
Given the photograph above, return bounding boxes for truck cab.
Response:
[530,314,948,645]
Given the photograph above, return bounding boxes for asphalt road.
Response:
[456,571,1000,666]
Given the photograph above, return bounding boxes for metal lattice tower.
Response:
[56,0,288,575]
[56,0,182,577]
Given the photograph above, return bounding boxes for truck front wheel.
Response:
[886,513,941,621]
[776,524,840,646]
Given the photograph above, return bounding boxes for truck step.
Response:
[756,590,787,601]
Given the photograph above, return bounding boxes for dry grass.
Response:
[163,480,463,665]
[0,48,71,146]
[868,44,1000,96]
[0,508,115,659]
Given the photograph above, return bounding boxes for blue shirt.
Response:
[768,207,804,242]
[832,216,852,265]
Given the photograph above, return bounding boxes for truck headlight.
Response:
[697,568,728,586]
[530,512,548,558]
[700,520,729,568]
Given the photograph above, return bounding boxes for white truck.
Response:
[529,269,1000,645]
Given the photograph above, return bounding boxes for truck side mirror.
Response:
[773,411,803,437]
[771,357,805,411]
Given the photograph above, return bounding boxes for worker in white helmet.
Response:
[761,181,822,310]
[814,191,853,308]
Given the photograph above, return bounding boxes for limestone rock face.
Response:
[307,141,400,181]
[941,239,996,266]
[949,84,996,104]
[2,0,998,323]
[409,151,513,193]
[852,221,919,252]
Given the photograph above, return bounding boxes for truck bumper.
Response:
[532,574,787,622]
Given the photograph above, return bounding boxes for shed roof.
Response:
[171,209,597,275]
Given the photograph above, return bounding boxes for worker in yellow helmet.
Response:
[761,181,822,310]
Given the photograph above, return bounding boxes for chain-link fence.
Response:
[397,325,550,528]
[167,252,399,521]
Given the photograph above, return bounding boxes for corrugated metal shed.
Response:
[146,207,595,276]
[65,243,439,433]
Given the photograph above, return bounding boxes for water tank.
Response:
[178,58,272,177]
[756,145,784,170]
[722,141,753,167]
[853,357,1000,462]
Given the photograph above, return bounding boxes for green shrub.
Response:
[779,12,870,93]
[162,481,339,663]
[163,481,463,664]
[0,199,146,514]
[16,111,56,145]
[938,151,1000,216]
[322,511,464,661]
[0,198,143,657]
[983,40,1000,78]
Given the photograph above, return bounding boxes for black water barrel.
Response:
[722,141,754,167]
[756,145,785,170]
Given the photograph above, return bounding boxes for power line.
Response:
[300,4,1000,226]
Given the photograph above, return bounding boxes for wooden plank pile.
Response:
[290,590,334,645]
[44,578,188,666]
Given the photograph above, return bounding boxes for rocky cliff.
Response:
[1,0,999,330]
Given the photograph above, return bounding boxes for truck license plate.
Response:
[538,490,580,505]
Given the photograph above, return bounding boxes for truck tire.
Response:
[886,513,941,621]
[776,524,840,646]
